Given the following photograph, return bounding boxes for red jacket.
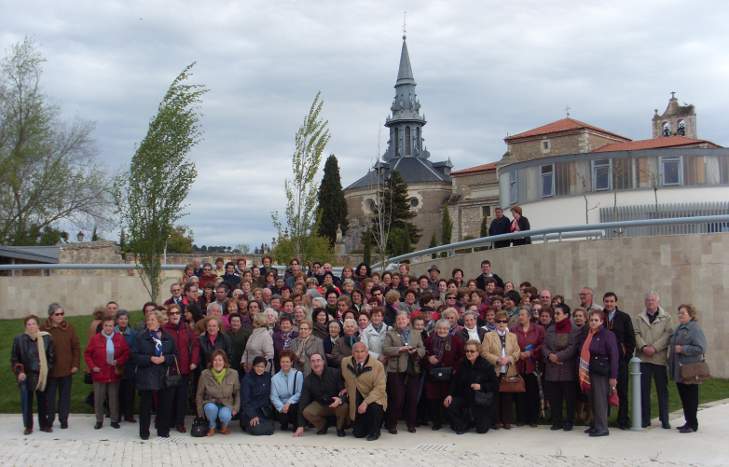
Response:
[162,321,200,375]
[84,332,130,383]
[511,323,545,375]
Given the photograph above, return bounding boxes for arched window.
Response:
[394,128,399,156]
[405,126,411,155]
[662,121,671,137]
[677,120,686,136]
[416,127,421,151]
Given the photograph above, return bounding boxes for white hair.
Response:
[206,302,222,314]
[645,291,660,301]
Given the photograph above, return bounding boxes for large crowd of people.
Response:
[10,255,708,440]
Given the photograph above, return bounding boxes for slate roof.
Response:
[346,156,451,190]
[0,245,60,263]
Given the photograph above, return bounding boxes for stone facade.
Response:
[448,165,500,241]
[504,128,627,163]
[652,92,697,138]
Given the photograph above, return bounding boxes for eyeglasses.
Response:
[465,349,478,354]
[168,311,181,315]
[446,296,456,300]
[496,320,508,324]
[53,312,65,317]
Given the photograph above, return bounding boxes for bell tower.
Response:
[652,92,697,138]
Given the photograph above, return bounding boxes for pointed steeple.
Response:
[396,36,415,87]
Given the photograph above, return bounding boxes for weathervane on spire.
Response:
[402,11,407,39]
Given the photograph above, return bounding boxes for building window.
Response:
[409,197,419,208]
[481,206,491,218]
[660,156,683,186]
[509,171,518,204]
[662,121,671,137]
[541,164,554,197]
[541,139,551,153]
[677,120,686,136]
[393,128,399,156]
[592,159,612,191]
[405,126,411,155]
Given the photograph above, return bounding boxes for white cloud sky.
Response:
[2,0,728,246]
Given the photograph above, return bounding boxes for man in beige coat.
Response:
[341,342,387,441]
[634,291,673,429]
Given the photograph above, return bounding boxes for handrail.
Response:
[379,214,729,266]
[0,263,187,271]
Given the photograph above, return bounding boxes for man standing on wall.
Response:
[488,207,512,248]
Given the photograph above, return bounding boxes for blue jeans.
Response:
[203,402,232,429]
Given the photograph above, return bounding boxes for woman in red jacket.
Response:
[84,317,129,430]
[511,307,544,427]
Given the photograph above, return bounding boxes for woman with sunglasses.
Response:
[578,309,618,437]
[481,310,520,429]
[443,339,497,434]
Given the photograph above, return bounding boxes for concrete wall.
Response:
[411,232,729,378]
[0,271,180,319]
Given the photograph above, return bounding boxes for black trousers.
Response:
[352,403,384,438]
[640,363,669,426]
[515,373,539,425]
[275,403,299,429]
[139,388,173,437]
[46,375,72,426]
[545,380,576,426]
[20,382,48,430]
[386,372,420,429]
[447,396,491,433]
[119,378,136,419]
[676,382,699,431]
[171,375,190,427]
[613,359,630,426]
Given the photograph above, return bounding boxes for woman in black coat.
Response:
[510,206,531,246]
[443,339,498,434]
[240,356,275,435]
[134,310,177,440]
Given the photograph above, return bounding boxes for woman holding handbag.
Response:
[481,311,521,429]
[84,317,129,430]
[424,319,464,430]
[578,309,618,437]
[512,307,544,427]
[668,304,708,433]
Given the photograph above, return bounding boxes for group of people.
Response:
[11,254,708,440]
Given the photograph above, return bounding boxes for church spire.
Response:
[396,36,415,87]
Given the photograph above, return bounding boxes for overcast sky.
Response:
[3,0,728,247]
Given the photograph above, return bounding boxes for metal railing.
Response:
[375,214,729,268]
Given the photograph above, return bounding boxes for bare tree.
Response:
[0,38,110,244]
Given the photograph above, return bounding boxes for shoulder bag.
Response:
[679,357,711,384]
[164,355,182,388]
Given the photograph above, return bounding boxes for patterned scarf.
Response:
[579,327,597,393]
[26,331,50,392]
[150,330,163,356]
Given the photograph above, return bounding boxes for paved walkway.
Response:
[1,402,727,466]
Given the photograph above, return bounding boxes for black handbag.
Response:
[589,355,610,377]
[473,390,494,407]
[164,355,182,388]
[190,417,209,437]
[83,372,93,385]
[429,366,453,381]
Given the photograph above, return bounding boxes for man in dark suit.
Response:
[603,292,636,429]
[163,283,184,306]
[488,207,512,248]
[475,260,505,291]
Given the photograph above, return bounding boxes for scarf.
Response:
[430,334,450,360]
[497,329,508,374]
[555,318,572,334]
[150,330,163,356]
[579,327,597,393]
[371,322,384,333]
[398,327,411,345]
[26,331,50,392]
[102,330,116,365]
[510,218,521,232]
[212,367,227,385]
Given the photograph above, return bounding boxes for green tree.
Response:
[316,154,348,245]
[429,231,438,259]
[272,234,333,265]
[373,170,420,258]
[272,92,330,259]
[0,38,110,245]
[441,208,452,245]
[114,63,207,302]
[166,225,194,253]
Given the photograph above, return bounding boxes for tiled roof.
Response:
[450,162,497,176]
[505,117,629,142]
[593,136,721,152]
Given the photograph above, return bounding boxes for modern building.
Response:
[342,35,453,253]
[494,94,729,229]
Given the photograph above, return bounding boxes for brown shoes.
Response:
[219,426,231,435]
[207,428,216,437]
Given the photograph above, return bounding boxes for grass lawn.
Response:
[1,311,727,419]
[1,311,144,414]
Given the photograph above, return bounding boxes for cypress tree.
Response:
[317,154,348,245]
[441,208,452,245]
